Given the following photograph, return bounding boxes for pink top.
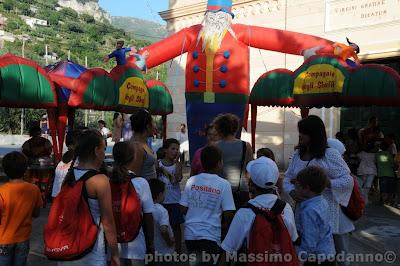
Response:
[191,147,204,176]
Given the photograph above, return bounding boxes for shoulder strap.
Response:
[237,141,247,192]
[246,199,286,221]
[270,199,286,215]
[80,170,100,182]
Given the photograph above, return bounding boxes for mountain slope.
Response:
[111,16,167,43]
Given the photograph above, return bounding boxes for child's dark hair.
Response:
[63,129,104,186]
[156,147,166,160]
[113,112,120,120]
[111,142,135,183]
[2,152,28,179]
[296,166,328,194]
[62,130,80,164]
[380,141,390,151]
[256,148,275,161]
[130,109,152,133]
[149,179,165,200]
[201,145,222,171]
[29,125,42,137]
[98,120,106,127]
[162,138,180,149]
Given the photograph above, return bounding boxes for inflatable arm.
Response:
[235,24,335,56]
[140,25,201,69]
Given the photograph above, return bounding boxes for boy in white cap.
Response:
[220,156,298,265]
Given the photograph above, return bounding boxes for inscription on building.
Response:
[325,0,400,31]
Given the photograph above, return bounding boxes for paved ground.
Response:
[25,167,400,265]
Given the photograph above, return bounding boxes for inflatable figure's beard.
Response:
[197,11,236,52]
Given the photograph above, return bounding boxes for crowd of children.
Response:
[1,113,396,266]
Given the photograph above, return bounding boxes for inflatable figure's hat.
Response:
[207,0,234,18]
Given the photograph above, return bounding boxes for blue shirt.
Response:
[108,47,131,65]
[295,195,336,261]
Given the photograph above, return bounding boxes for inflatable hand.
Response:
[302,46,324,60]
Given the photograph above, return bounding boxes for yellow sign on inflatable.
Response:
[294,64,345,95]
[119,77,149,108]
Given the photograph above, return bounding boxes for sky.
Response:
[99,0,169,24]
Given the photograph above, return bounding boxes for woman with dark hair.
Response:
[58,129,119,266]
[130,109,157,180]
[213,113,253,207]
[283,115,354,266]
[112,112,123,143]
[111,142,155,265]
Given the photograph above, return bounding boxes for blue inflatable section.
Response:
[46,61,88,102]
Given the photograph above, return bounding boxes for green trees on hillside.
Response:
[0,0,169,134]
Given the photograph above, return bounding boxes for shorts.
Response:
[379,176,397,193]
[163,203,184,226]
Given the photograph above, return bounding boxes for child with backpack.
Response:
[180,145,236,265]
[0,152,42,266]
[220,156,298,266]
[157,138,184,253]
[44,130,120,266]
[110,142,155,265]
[149,179,175,257]
[376,141,398,205]
[294,166,336,266]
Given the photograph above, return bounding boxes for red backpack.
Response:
[44,170,99,261]
[110,174,142,243]
[247,199,299,266]
[340,174,365,221]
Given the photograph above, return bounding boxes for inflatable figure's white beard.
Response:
[197,12,235,52]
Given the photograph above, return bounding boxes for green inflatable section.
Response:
[148,85,173,114]
[250,71,293,103]
[0,64,54,104]
[83,75,117,107]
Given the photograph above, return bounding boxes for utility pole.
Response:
[84,56,88,127]
[68,50,71,60]
[21,38,26,135]
[45,44,48,65]
[22,38,25,58]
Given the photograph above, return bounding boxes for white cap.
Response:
[246,156,279,188]
[327,138,346,155]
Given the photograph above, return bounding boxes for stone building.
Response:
[159,0,400,167]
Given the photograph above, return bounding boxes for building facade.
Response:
[159,0,400,168]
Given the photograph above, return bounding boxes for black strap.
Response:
[74,169,99,199]
[245,199,286,221]
[237,141,247,192]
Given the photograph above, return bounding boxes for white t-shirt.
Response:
[221,194,298,253]
[176,131,189,152]
[153,203,175,255]
[180,173,236,244]
[357,151,377,176]
[118,176,155,259]
[100,127,111,138]
[159,161,181,204]
[51,161,72,197]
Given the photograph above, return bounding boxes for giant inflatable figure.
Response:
[142,0,336,158]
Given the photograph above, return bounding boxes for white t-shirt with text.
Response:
[180,173,236,244]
